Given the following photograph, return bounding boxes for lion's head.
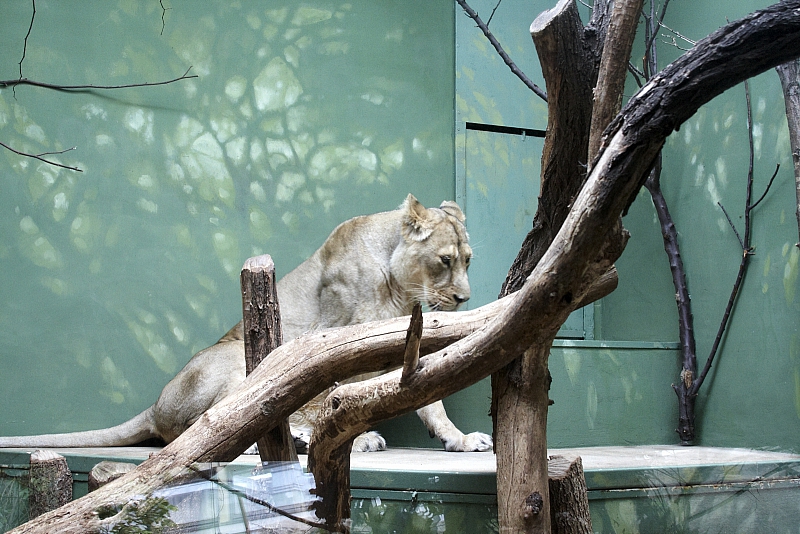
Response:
[391,194,472,312]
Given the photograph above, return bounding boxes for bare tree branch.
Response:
[0,66,197,92]
[0,142,81,172]
[455,0,548,102]
[18,0,36,83]
[691,81,781,396]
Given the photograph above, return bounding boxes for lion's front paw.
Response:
[444,431,493,452]
[293,431,311,454]
[352,431,387,452]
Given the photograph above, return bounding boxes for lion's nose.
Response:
[454,293,470,305]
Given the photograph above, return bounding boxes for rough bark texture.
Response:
[310,276,618,531]
[776,59,800,246]
[87,462,136,492]
[27,450,72,520]
[644,157,698,444]
[588,0,644,164]
[493,1,612,531]
[10,4,800,532]
[548,455,592,534]
[240,254,297,462]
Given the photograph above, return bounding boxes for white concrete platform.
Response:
[3,444,797,472]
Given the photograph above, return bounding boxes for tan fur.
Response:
[0,194,492,453]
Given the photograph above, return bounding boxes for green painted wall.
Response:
[0,1,455,437]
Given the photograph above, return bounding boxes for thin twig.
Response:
[628,62,645,87]
[456,0,547,102]
[718,202,744,249]
[0,66,197,92]
[750,164,780,210]
[659,22,697,46]
[692,80,760,394]
[18,0,35,79]
[15,0,37,98]
[643,0,672,76]
[486,0,502,27]
[0,141,82,172]
[159,0,171,36]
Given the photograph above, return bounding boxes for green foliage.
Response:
[97,496,177,534]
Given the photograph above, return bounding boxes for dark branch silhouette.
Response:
[0,142,81,172]
[3,2,195,172]
[0,66,197,92]
[456,0,548,102]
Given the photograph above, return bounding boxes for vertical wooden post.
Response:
[28,450,72,520]
[240,254,298,462]
[548,455,593,534]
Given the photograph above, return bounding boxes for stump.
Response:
[548,455,592,534]
[240,254,297,462]
[28,450,72,520]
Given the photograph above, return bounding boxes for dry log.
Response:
[10,5,800,532]
[27,450,72,520]
[87,461,136,492]
[240,254,297,462]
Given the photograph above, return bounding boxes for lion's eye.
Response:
[465,256,471,267]
[440,255,451,267]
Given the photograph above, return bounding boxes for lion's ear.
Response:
[439,200,465,223]
[401,193,435,241]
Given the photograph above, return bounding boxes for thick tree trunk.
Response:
[10,4,800,532]
[240,254,297,462]
[494,1,611,530]
[776,59,800,246]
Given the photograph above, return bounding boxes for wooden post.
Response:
[548,455,593,534]
[87,461,136,492]
[240,254,298,462]
[28,450,72,520]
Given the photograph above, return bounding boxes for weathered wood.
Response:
[27,450,72,520]
[10,5,800,531]
[588,0,644,164]
[494,1,608,531]
[309,276,618,530]
[548,455,592,534]
[400,303,423,385]
[87,461,136,492]
[240,254,297,463]
[776,59,800,246]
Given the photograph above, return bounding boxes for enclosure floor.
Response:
[4,444,798,473]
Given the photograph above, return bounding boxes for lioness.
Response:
[0,194,492,453]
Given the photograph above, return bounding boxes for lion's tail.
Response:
[0,406,159,448]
